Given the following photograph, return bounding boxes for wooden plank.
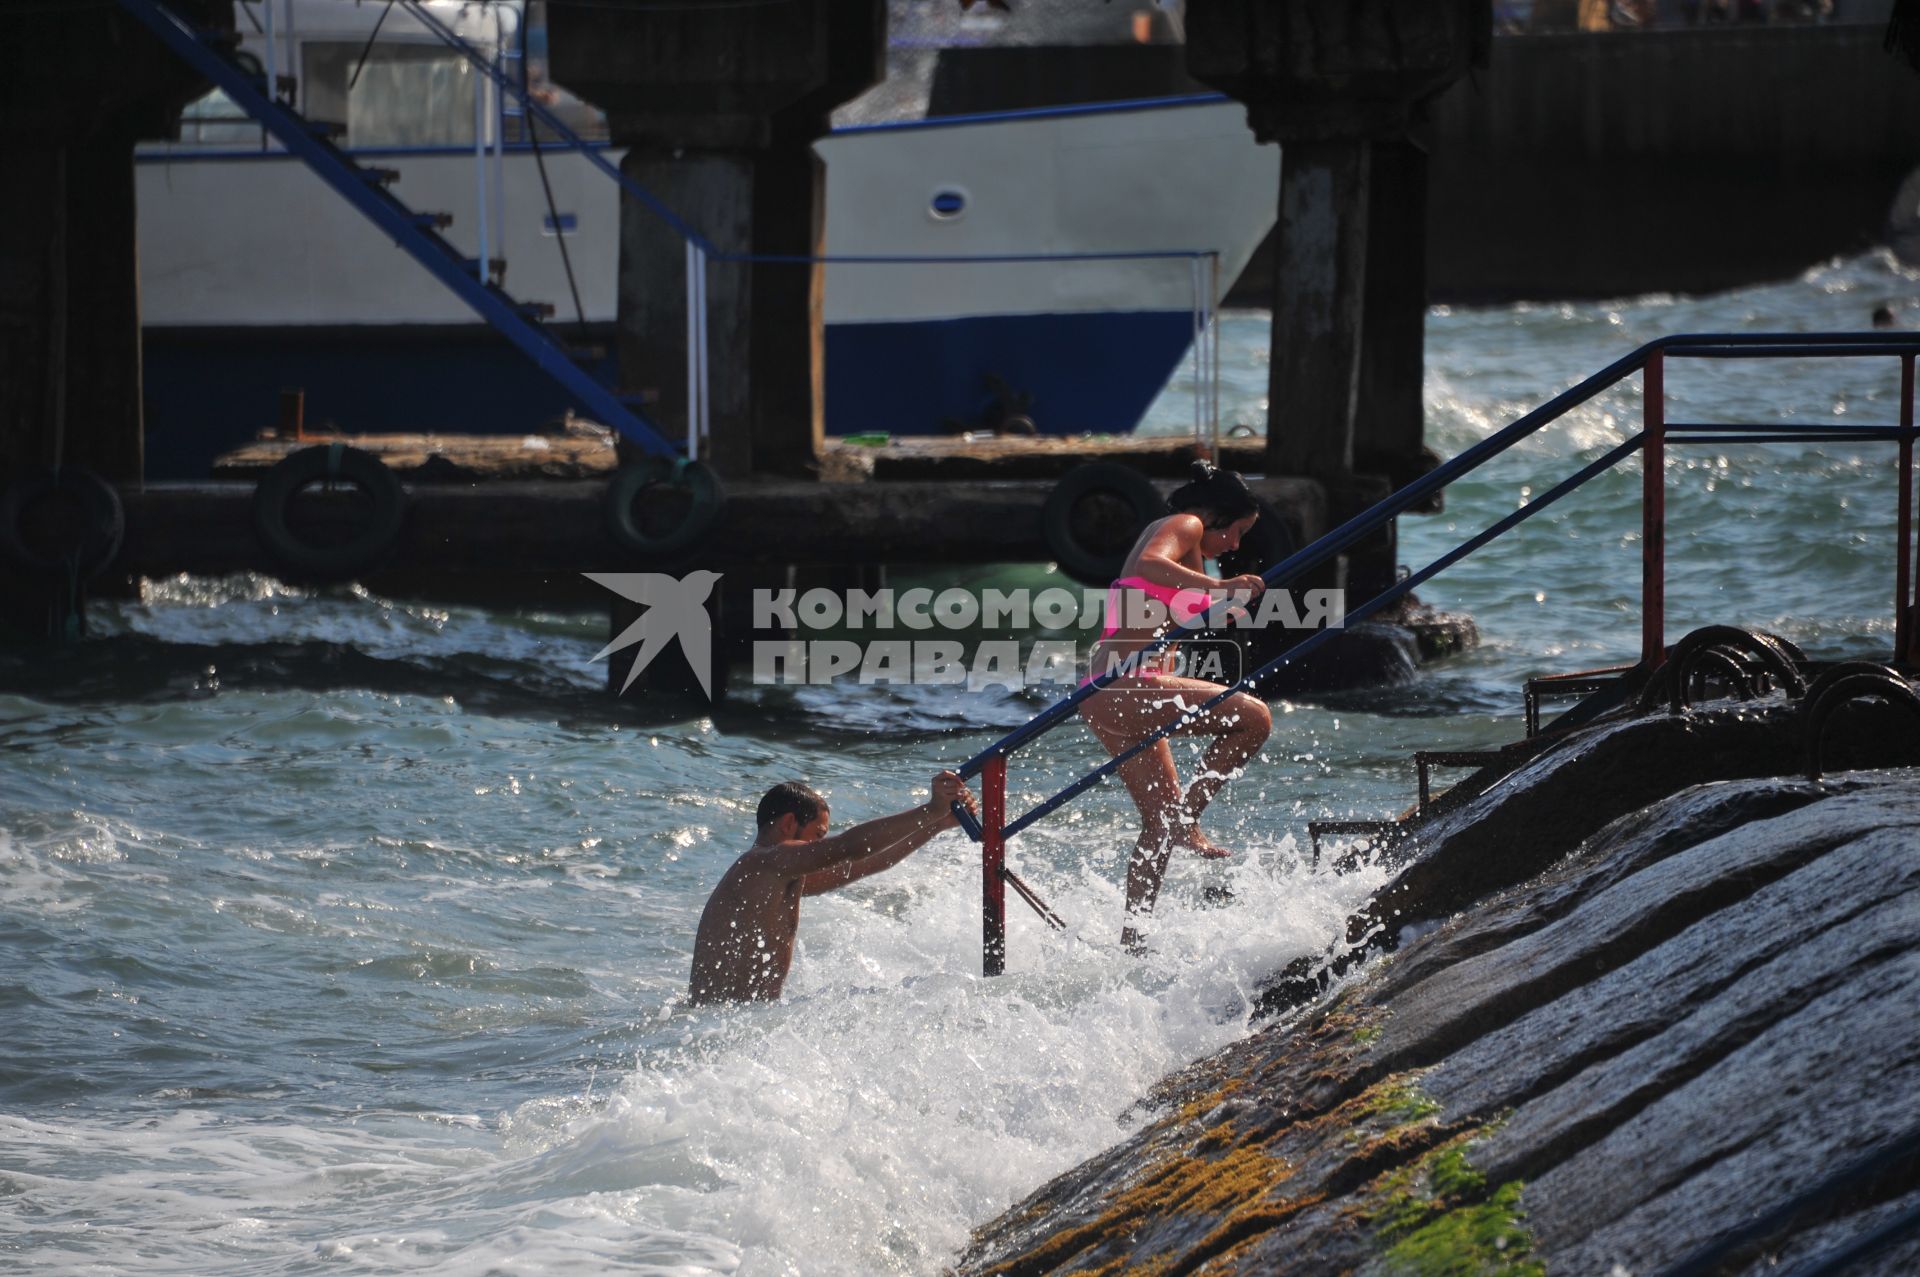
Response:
[822,433,1271,481]
[210,429,1273,484]
[211,429,620,482]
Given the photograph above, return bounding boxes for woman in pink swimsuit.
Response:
[1078,462,1272,949]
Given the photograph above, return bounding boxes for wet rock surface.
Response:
[956,702,1920,1277]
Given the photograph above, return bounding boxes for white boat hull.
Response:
[137,98,1278,476]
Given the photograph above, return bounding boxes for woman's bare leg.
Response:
[1082,710,1184,842]
[1114,745,1179,952]
[1082,698,1184,949]
[1081,677,1272,947]
[1082,676,1272,857]
[1121,828,1174,953]
[1177,689,1272,827]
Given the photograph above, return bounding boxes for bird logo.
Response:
[585,571,724,698]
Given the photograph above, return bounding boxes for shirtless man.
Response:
[688,771,979,1005]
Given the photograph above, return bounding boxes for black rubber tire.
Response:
[0,466,124,580]
[604,457,726,561]
[251,444,407,581]
[1042,462,1165,585]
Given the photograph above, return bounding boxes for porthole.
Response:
[929,188,968,221]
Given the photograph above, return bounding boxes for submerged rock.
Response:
[957,701,1920,1276]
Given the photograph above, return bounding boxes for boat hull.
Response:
[141,324,619,480]
[824,309,1196,437]
[136,99,1278,476]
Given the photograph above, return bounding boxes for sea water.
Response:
[2,251,1914,1275]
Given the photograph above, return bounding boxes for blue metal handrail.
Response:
[955,337,1650,784]
[954,330,1920,851]
[118,0,682,458]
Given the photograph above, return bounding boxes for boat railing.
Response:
[950,331,1920,975]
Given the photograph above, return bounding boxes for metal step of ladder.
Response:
[117,0,677,459]
[1308,670,1641,864]
[1307,747,1524,864]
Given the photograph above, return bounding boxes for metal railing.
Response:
[952,331,1920,974]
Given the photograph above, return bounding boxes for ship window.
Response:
[930,188,968,220]
[302,42,477,147]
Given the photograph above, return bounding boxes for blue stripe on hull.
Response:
[141,329,619,480]
[824,310,1195,437]
[140,309,1195,478]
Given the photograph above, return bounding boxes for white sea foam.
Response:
[486,834,1379,1277]
[0,827,1373,1276]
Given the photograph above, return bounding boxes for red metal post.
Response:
[1641,352,1666,669]
[1899,354,1916,666]
[981,753,1007,976]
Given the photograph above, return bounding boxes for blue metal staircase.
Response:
[115,0,680,458]
[951,330,1920,974]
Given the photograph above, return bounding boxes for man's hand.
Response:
[932,770,978,829]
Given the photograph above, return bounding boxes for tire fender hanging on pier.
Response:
[0,467,125,581]
[604,458,726,561]
[1042,462,1164,586]
[251,444,408,582]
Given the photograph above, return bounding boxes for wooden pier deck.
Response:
[209,428,1274,484]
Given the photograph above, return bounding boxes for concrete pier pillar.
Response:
[614,148,756,478]
[1356,138,1430,489]
[749,123,831,479]
[0,3,223,641]
[1350,138,1433,601]
[0,147,146,481]
[0,3,225,482]
[550,0,882,479]
[612,117,828,480]
[1268,139,1371,480]
[605,589,728,704]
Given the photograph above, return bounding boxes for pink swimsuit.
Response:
[1098,575,1214,641]
[1084,576,1215,686]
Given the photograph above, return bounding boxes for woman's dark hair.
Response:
[1166,461,1259,527]
[757,781,826,831]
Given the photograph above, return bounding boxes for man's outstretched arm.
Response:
[771,772,977,894]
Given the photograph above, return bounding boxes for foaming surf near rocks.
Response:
[955,687,1920,1276]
